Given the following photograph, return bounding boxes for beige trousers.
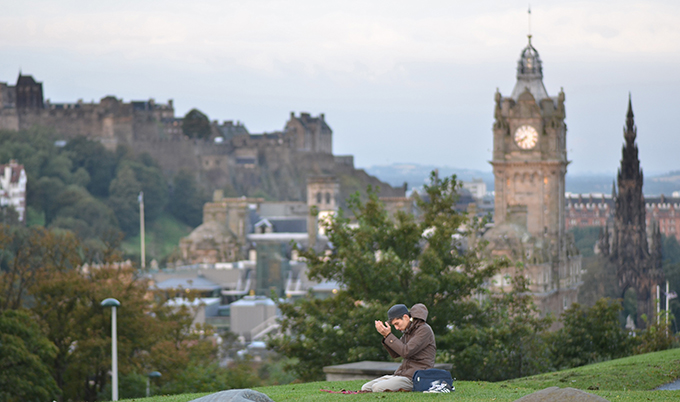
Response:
[361,375,413,392]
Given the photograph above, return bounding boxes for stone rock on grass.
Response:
[513,387,609,402]
[188,389,274,402]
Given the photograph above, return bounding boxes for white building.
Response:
[0,160,27,222]
[461,178,487,200]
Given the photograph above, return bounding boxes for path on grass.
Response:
[654,378,680,391]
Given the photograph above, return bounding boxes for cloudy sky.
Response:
[2,0,679,175]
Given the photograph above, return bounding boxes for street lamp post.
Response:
[139,191,145,270]
[101,298,121,401]
[146,371,162,397]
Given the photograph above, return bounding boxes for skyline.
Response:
[2,0,679,175]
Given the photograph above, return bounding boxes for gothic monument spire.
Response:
[612,94,663,327]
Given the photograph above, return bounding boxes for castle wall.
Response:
[0,75,404,206]
[0,109,19,131]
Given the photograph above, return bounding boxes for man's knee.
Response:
[370,377,412,392]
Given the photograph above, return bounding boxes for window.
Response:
[325,192,331,205]
[316,192,322,204]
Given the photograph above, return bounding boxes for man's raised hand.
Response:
[375,320,391,337]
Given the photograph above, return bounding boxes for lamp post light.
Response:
[101,298,121,401]
[146,371,162,397]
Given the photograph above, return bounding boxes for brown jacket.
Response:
[382,303,436,379]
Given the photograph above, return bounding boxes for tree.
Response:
[443,270,554,381]
[270,174,503,381]
[64,136,117,198]
[182,109,212,140]
[126,159,168,222]
[108,165,142,236]
[0,205,20,226]
[0,309,60,402]
[31,176,66,225]
[169,169,206,227]
[550,298,635,369]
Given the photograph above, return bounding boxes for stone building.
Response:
[284,112,333,154]
[484,35,582,317]
[0,160,27,222]
[565,192,680,240]
[179,193,262,264]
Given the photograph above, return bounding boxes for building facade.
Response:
[484,35,582,317]
[0,160,27,223]
[565,193,680,240]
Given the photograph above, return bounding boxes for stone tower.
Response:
[485,35,581,317]
[611,96,664,327]
[306,176,340,249]
[15,74,43,109]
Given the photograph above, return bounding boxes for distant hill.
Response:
[365,164,680,196]
[364,164,494,191]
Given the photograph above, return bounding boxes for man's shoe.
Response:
[423,382,454,393]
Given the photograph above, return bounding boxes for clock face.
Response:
[514,125,538,149]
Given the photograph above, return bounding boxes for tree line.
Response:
[0,225,293,402]
[0,128,208,261]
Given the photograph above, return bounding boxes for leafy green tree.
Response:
[0,225,78,311]
[569,227,601,257]
[634,310,679,354]
[169,169,207,227]
[49,188,119,240]
[270,174,503,381]
[443,270,554,381]
[550,298,635,369]
[31,176,66,225]
[108,165,142,236]
[64,137,117,198]
[182,109,212,140]
[0,309,60,402]
[126,159,168,222]
[0,205,20,226]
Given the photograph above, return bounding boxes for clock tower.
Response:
[486,35,581,318]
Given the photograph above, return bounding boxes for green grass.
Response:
[122,213,192,264]
[507,347,680,391]
[119,349,680,402]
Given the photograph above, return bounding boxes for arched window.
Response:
[317,192,322,204]
[325,192,331,205]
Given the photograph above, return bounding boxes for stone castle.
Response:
[0,73,404,202]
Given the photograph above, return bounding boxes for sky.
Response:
[1,0,679,175]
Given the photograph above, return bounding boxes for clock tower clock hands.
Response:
[514,125,538,149]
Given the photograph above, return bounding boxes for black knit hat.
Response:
[387,304,409,321]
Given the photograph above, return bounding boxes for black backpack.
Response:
[412,368,455,393]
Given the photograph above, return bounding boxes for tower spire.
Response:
[625,93,637,143]
[528,5,532,41]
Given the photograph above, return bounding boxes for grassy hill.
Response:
[119,348,680,402]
